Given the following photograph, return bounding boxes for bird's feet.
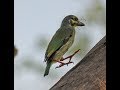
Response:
[56,49,80,68]
[60,49,80,61]
[55,49,80,68]
[55,61,74,69]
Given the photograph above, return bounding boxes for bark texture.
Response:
[50,36,106,90]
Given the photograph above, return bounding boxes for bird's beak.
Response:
[77,21,85,26]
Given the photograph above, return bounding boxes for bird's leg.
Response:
[60,49,80,63]
[55,61,74,68]
[53,60,67,68]
[55,49,80,68]
[53,60,73,68]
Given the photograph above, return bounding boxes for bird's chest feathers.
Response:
[68,29,75,43]
[62,29,75,50]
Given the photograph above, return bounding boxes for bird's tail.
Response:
[44,61,52,77]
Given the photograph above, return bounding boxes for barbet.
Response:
[44,15,85,76]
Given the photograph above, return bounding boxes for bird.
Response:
[44,15,85,76]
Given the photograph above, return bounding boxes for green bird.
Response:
[44,15,85,76]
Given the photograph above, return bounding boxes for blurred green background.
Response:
[14,0,106,90]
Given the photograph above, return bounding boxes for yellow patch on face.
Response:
[70,19,78,27]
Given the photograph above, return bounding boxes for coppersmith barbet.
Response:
[44,15,85,76]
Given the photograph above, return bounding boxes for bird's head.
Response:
[61,15,85,27]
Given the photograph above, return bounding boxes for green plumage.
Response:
[44,27,75,76]
[44,15,85,76]
[44,60,52,76]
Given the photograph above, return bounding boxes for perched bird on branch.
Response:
[44,15,85,76]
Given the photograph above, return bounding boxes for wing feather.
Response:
[44,27,73,62]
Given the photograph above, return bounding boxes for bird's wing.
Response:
[44,27,73,62]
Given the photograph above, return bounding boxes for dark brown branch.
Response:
[50,36,106,90]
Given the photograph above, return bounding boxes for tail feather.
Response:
[44,61,52,77]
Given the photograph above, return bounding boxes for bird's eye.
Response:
[71,17,74,20]
[74,18,78,21]
[71,17,78,21]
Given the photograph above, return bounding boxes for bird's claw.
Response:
[55,61,74,68]
[67,61,74,66]
[61,49,80,61]
[55,62,65,69]
[55,64,64,69]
